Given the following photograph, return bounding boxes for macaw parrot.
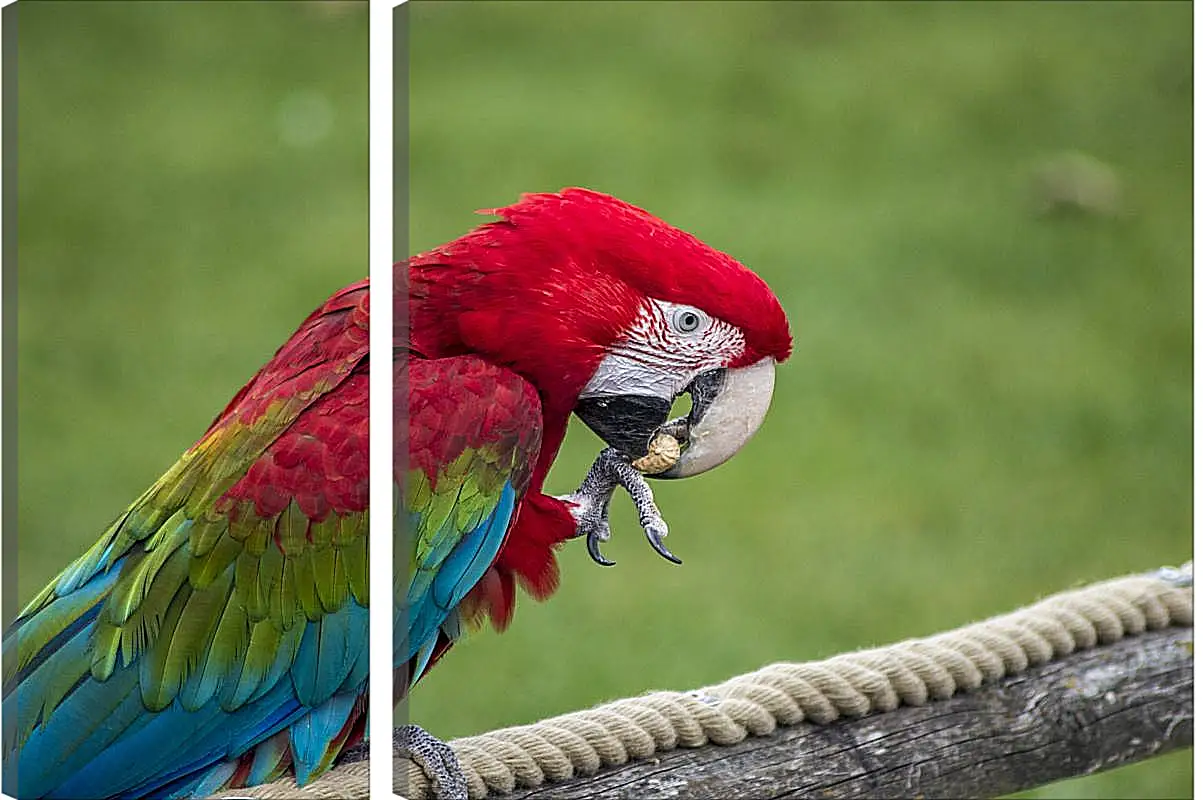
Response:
[399,188,792,795]
[3,187,791,800]
[3,282,370,798]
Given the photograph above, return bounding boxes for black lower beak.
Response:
[681,369,726,428]
[574,395,672,461]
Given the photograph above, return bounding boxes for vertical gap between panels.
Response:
[369,0,396,796]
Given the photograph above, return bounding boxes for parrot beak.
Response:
[656,356,776,479]
[573,356,777,478]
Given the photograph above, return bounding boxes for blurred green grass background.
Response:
[12,1,1190,798]
[407,3,1192,798]
[16,3,366,601]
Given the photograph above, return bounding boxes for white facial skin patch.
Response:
[581,299,745,401]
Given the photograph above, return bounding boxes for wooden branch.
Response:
[496,626,1192,799]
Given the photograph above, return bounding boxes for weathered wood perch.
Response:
[497,626,1192,800]
[224,566,1191,800]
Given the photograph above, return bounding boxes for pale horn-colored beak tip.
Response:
[662,356,776,478]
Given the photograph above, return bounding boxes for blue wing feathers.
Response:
[57,677,307,799]
[288,692,357,784]
[244,732,290,787]
[9,665,144,798]
[335,626,370,696]
[291,603,367,706]
[5,565,122,692]
[433,483,516,611]
[403,480,518,674]
[5,573,366,798]
[164,761,237,800]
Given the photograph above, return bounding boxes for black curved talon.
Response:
[586,533,616,567]
[644,528,682,565]
[561,447,680,568]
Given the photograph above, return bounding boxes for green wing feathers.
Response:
[5,280,371,797]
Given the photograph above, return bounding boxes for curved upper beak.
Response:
[574,356,777,479]
[657,357,776,478]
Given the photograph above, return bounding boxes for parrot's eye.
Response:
[672,307,706,334]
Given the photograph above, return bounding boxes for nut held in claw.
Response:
[631,432,682,475]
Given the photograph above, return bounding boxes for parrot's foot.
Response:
[396,724,468,800]
[559,448,679,567]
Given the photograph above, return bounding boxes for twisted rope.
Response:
[222,562,1193,800]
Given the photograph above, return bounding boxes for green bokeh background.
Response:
[11,1,1190,798]
[16,5,366,616]
[407,3,1192,798]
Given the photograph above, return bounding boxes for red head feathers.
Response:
[404,187,792,626]
[408,188,792,412]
